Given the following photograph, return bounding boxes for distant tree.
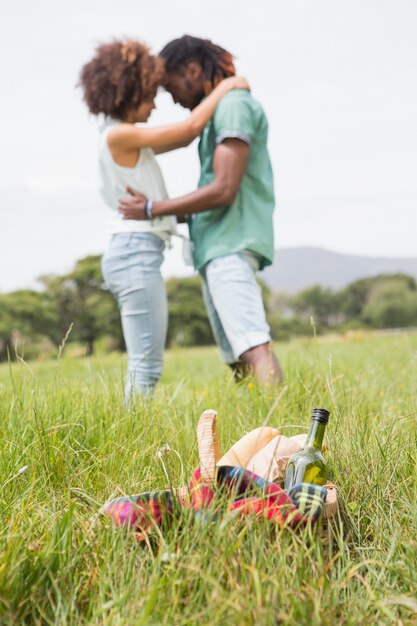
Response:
[40,256,120,355]
[0,289,57,360]
[3,259,417,363]
[166,276,214,347]
[361,276,417,328]
[291,285,344,328]
[339,273,417,328]
[268,314,313,342]
[339,277,374,320]
[266,290,308,341]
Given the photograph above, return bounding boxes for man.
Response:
[119,35,283,385]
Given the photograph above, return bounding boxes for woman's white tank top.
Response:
[98,118,177,238]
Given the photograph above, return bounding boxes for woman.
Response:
[79,40,247,399]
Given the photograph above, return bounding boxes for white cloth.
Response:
[98,118,177,239]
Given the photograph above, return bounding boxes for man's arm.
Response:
[118,138,250,219]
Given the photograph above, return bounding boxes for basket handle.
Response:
[197,409,221,484]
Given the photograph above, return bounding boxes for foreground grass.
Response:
[0,333,416,625]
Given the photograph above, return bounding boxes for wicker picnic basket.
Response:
[99,408,339,543]
[196,409,339,524]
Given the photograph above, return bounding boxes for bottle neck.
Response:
[304,419,326,450]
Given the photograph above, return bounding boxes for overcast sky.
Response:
[1,0,416,292]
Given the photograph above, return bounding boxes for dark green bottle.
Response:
[284,408,330,490]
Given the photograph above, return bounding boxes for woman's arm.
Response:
[107,76,249,154]
[153,137,194,155]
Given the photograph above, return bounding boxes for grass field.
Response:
[0,332,416,625]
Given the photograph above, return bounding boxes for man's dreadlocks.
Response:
[160,35,236,95]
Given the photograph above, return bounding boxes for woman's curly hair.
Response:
[79,39,163,119]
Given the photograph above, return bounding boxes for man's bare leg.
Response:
[239,342,283,385]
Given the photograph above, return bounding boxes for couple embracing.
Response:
[80,35,282,400]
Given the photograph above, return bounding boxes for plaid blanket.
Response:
[101,466,327,541]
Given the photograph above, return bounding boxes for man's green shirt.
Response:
[189,89,275,271]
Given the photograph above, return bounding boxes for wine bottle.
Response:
[284,408,329,490]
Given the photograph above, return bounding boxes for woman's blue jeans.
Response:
[101,233,167,399]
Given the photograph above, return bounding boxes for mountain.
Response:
[262,247,417,293]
